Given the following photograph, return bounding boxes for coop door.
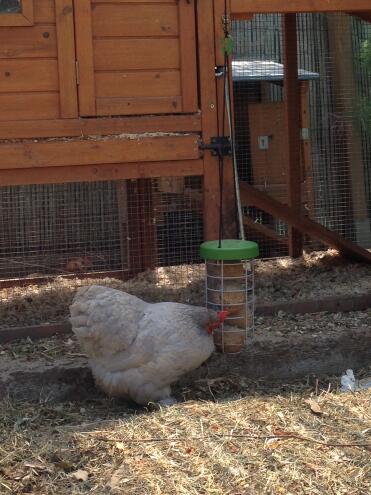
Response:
[248,103,288,189]
[74,0,198,116]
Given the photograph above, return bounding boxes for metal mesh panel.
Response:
[232,13,371,257]
[0,177,203,282]
[0,181,123,279]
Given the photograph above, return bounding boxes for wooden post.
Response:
[327,13,371,247]
[283,13,303,258]
[197,0,220,241]
[126,179,156,276]
[214,0,237,239]
[300,81,315,216]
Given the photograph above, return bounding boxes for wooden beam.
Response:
[231,0,371,14]
[348,11,371,23]
[178,0,198,112]
[231,13,253,21]
[127,179,157,275]
[0,135,199,170]
[0,115,202,140]
[74,0,96,115]
[328,14,371,247]
[197,0,220,241]
[240,181,371,263]
[283,14,303,258]
[214,0,237,238]
[243,215,288,246]
[0,160,204,187]
[55,0,78,118]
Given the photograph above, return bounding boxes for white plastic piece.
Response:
[340,369,371,392]
[341,369,356,392]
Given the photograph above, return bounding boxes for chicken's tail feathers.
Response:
[69,285,105,338]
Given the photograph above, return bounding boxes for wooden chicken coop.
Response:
[1,0,371,286]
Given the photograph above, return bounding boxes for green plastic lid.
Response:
[200,239,259,261]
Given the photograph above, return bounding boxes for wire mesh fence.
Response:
[232,12,371,257]
[0,176,204,281]
[0,176,205,328]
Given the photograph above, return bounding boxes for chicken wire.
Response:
[232,13,371,257]
[0,177,204,286]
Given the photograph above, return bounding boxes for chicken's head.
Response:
[204,309,229,334]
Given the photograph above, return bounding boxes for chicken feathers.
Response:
[70,285,214,405]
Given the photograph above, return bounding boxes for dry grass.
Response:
[0,380,370,494]
[2,249,371,329]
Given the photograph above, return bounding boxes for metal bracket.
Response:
[199,137,232,157]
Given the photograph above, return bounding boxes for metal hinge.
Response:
[75,60,80,85]
[199,137,232,157]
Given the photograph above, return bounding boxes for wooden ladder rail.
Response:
[240,181,371,263]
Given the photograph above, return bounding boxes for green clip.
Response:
[221,35,234,57]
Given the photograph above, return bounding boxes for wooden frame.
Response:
[0,0,34,26]
[0,115,201,140]
[74,0,96,116]
[197,0,220,241]
[0,160,204,187]
[283,14,303,258]
[0,135,199,170]
[74,0,198,117]
[178,0,198,112]
[231,0,371,14]
[55,0,78,118]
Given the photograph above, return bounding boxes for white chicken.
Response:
[69,285,216,405]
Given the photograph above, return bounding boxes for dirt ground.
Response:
[1,249,371,329]
[1,250,370,493]
[0,374,369,495]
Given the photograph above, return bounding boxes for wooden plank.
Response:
[243,215,288,246]
[240,181,371,263]
[257,293,371,317]
[231,0,371,14]
[92,3,178,37]
[34,0,56,23]
[213,0,237,238]
[0,114,201,140]
[22,0,34,22]
[95,71,181,98]
[0,135,200,169]
[127,179,157,275]
[249,102,286,185]
[0,160,204,186]
[349,11,371,23]
[0,0,34,26]
[91,0,176,3]
[178,0,198,112]
[74,0,96,115]
[0,323,72,345]
[96,96,182,115]
[283,14,303,258]
[231,13,254,20]
[0,26,57,59]
[94,39,179,71]
[197,0,220,241]
[0,93,60,121]
[55,0,78,118]
[0,60,58,92]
